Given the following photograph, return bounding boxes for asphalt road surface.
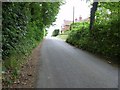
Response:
[36,37,118,88]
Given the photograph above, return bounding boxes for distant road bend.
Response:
[36,37,118,88]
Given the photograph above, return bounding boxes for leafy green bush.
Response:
[52,29,60,36]
[71,22,89,31]
[62,30,71,35]
[66,22,90,46]
[2,2,61,86]
[66,2,120,60]
[67,20,120,60]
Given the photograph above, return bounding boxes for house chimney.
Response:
[75,18,78,22]
[79,16,82,21]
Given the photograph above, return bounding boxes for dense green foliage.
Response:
[2,2,61,85]
[62,30,70,35]
[52,29,60,36]
[66,2,120,61]
[66,22,90,46]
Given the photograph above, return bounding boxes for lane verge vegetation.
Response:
[66,2,120,63]
[2,2,62,87]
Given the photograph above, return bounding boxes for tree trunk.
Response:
[90,2,98,30]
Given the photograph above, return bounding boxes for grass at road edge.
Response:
[56,34,68,41]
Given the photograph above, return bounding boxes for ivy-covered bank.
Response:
[66,2,120,62]
[2,2,61,85]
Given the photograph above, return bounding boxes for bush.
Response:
[66,3,120,61]
[66,19,120,61]
[52,29,60,36]
[2,2,61,86]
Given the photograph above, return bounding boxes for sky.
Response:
[47,0,91,36]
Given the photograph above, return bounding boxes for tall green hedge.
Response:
[66,2,120,61]
[2,2,61,85]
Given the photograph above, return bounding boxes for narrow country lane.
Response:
[36,37,118,88]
